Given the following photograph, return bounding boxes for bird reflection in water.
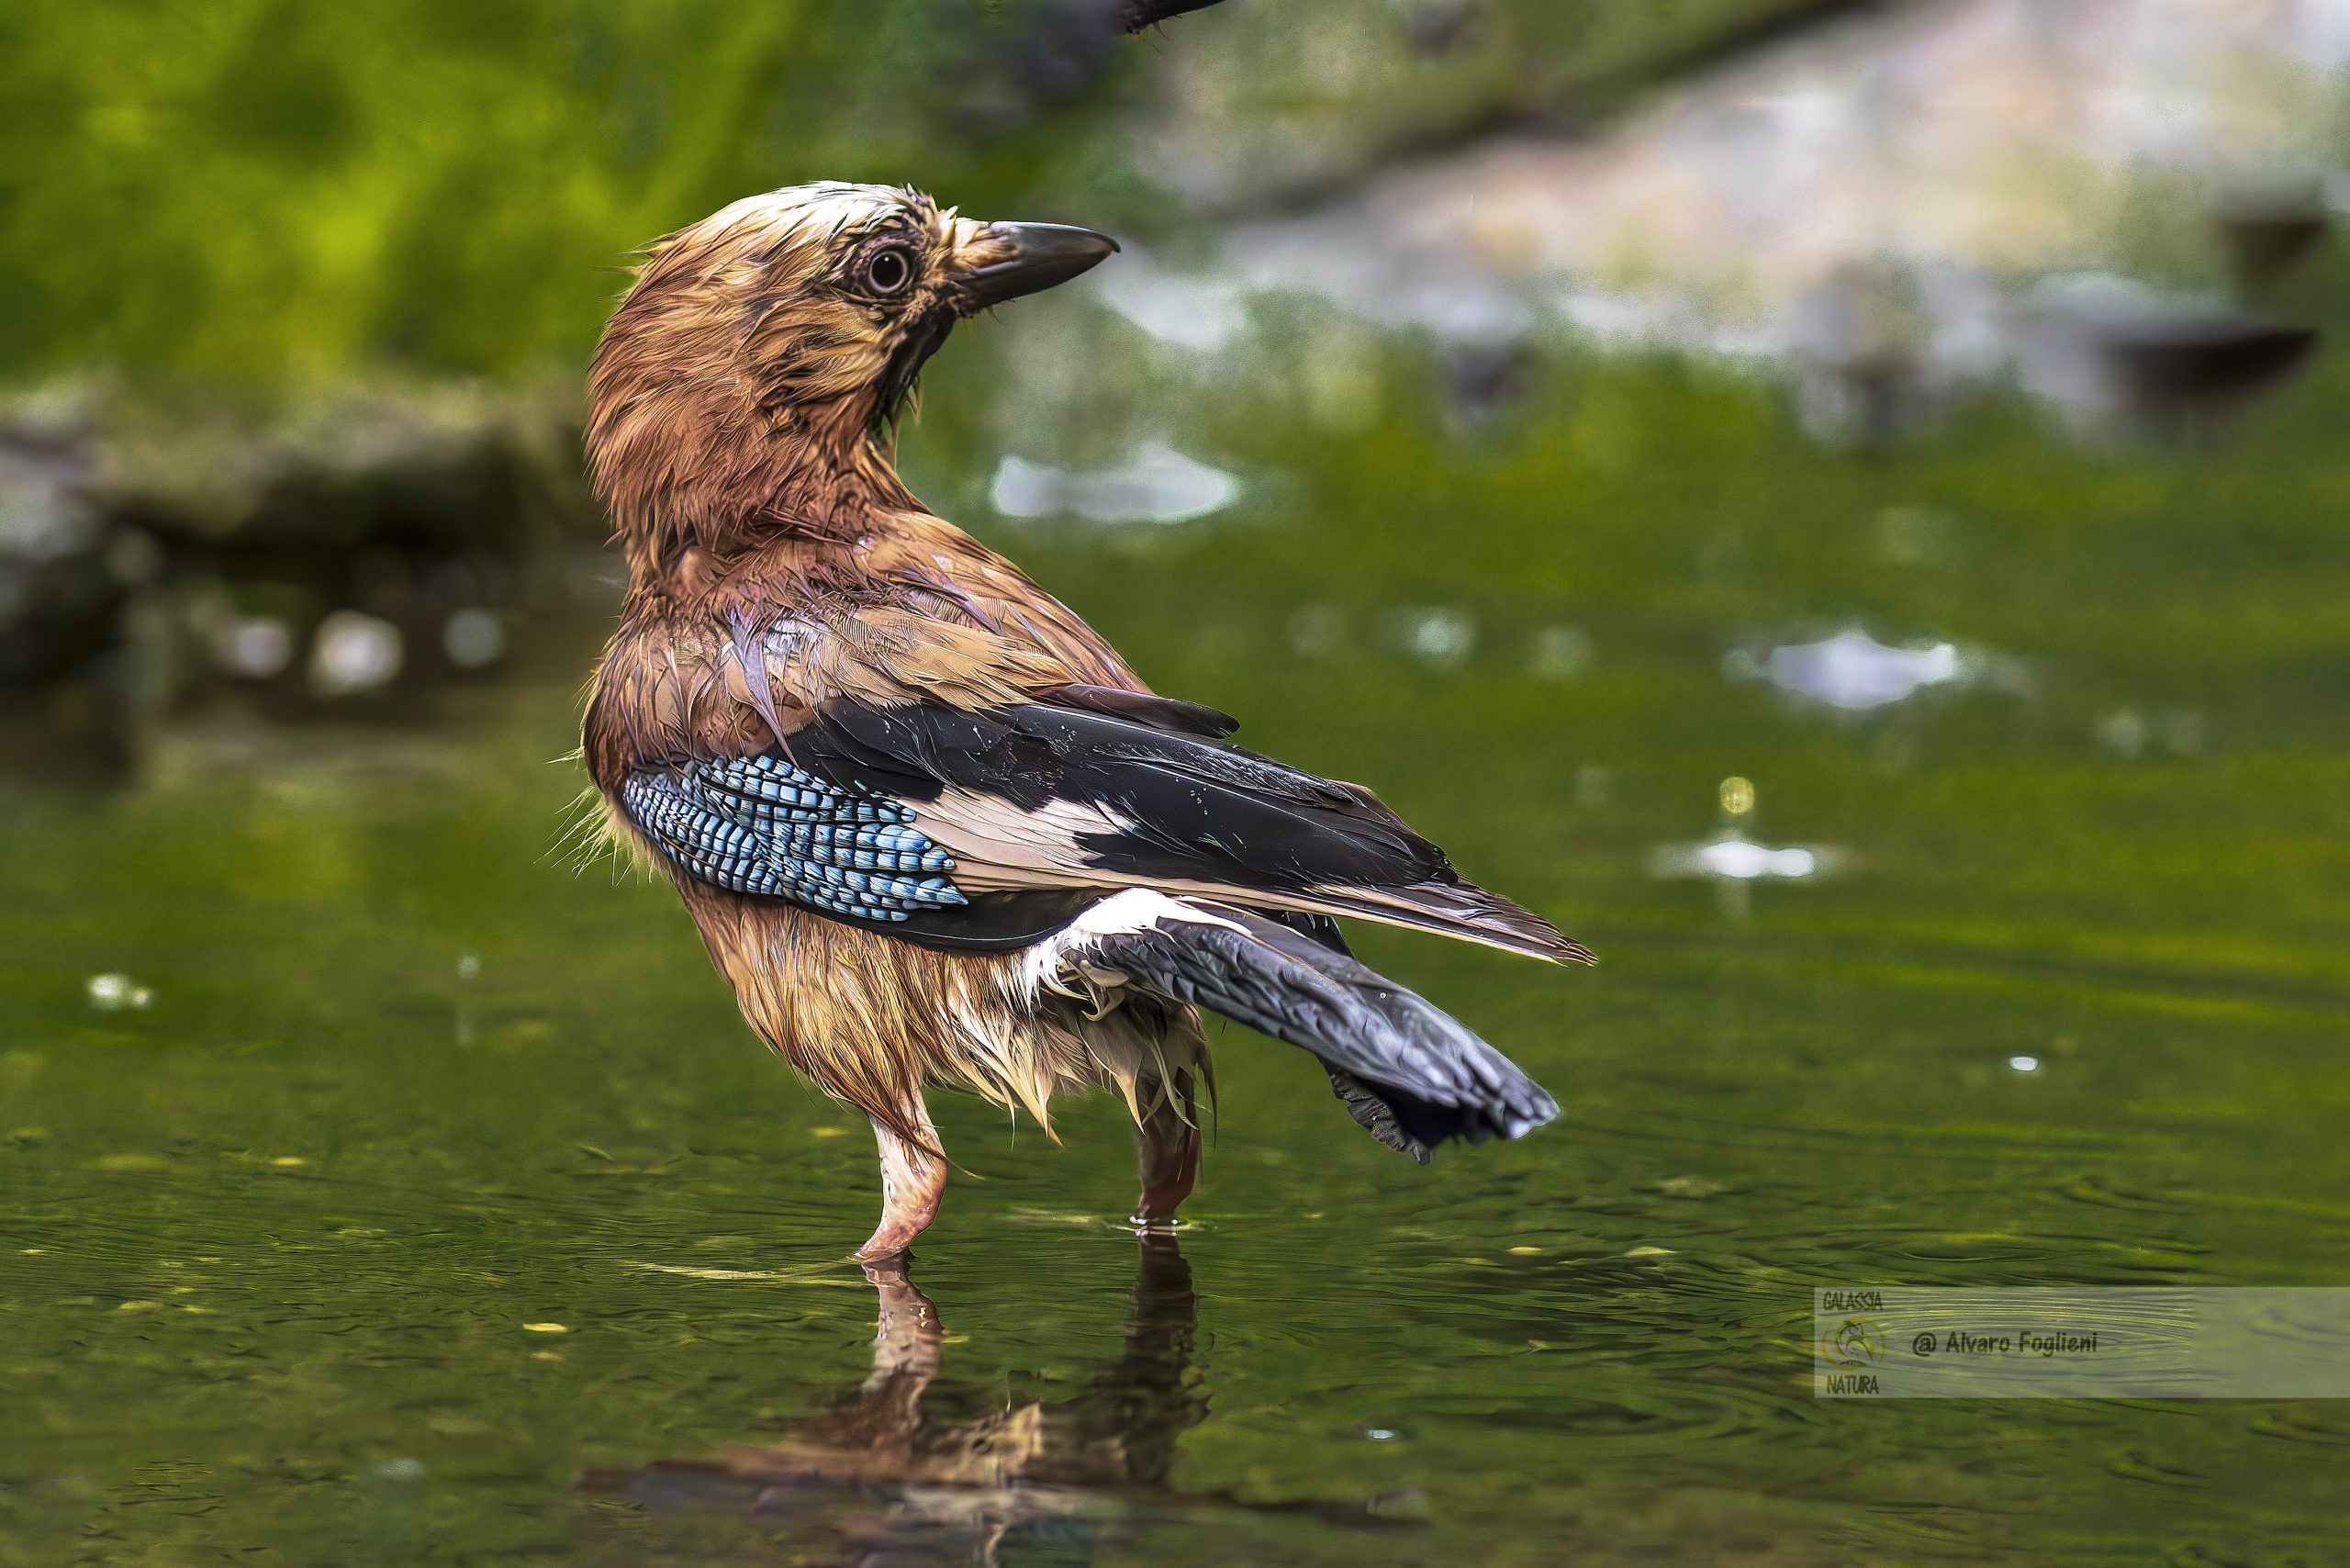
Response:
[583,1236,1408,1563]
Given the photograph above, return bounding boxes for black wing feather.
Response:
[806,700,1449,892]
[1042,683,1238,739]
[796,698,1590,965]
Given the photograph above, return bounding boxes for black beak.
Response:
[955,223,1119,313]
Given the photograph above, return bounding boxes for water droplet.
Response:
[1658,1175,1727,1198]
[1529,624,1594,679]
[85,974,152,1011]
[1652,833,1832,881]
[1737,630,1971,711]
[2097,709,2149,758]
[1397,607,1476,664]
[1287,603,1346,656]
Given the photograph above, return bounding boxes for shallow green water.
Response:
[7,354,2350,1565]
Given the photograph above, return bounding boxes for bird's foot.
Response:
[855,1225,923,1263]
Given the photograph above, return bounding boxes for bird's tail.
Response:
[1288,878,1595,968]
[1027,890,1560,1159]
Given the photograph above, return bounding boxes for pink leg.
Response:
[857,1100,946,1261]
[1132,1074,1201,1226]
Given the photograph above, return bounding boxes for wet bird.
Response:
[581,182,1587,1259]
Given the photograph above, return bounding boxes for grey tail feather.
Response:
[1325,1064,1434,1163]
[1081,900,1561,1154]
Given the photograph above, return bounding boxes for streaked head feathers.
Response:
[587,182,1115,566]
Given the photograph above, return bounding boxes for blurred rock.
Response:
[2018,274,2320,438]
[2216,174,2335,295]
[0,381,594,731]
[1444,340,1538,423]
[97,381,583,557]
[1125,0,1857,213]
[1399,0,1487,62]
[1102,0,2347,443]
[0,396,118,687]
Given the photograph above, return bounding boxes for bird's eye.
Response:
[863,247,914,296]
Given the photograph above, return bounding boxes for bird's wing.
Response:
[618,751,1102,950]
[617,699,1586,964]
[788,698,1591,964]
[602,599,1586,960]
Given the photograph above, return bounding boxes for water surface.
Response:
[6,356,2350,1564]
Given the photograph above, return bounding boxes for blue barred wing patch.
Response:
[621,755,967,923]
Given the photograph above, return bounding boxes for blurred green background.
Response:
[7,3,2350,1564]
[0,0,1823,380]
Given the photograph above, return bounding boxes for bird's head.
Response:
[588,181,1116,564]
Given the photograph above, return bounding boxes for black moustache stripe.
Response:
[872,308,956,432]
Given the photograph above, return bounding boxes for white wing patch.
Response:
[1017,889,1246,1004]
